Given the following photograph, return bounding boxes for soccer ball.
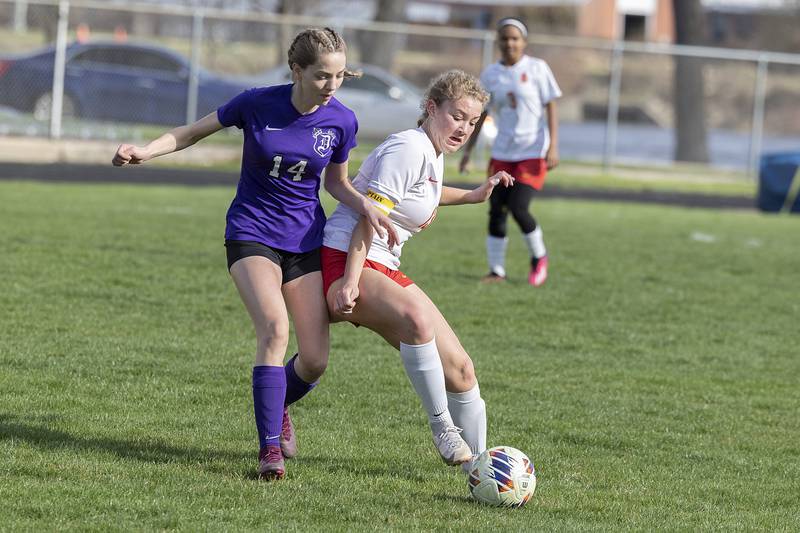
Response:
[468,446,536,508]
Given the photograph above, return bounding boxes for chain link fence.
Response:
[0,0,798,176]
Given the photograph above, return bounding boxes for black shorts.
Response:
[225,240,321,285]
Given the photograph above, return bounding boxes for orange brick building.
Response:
[577,0,675,42]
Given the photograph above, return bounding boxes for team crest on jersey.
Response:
[312,128,336,157]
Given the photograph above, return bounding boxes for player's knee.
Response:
[488,220,506,237]
[509,205,532,224]
[256,319,290,353]
[298,353,328,381]
[454,357,477,390]
[402,303,435,344]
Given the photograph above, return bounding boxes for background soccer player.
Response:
[460,17,562,286]
[112,27,397,480]
[321,70,513,468]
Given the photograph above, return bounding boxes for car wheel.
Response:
[32,92,77,121]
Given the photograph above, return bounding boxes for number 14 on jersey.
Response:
[269,155,307,181]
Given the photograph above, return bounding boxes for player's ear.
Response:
[425,99,438,118]
[290,63,303,82]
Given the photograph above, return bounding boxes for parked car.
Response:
[257,63,426,140]
[0,41,249,126]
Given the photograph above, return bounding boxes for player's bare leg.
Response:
[403,284,487,468]
[280,271,331,459]
[230,256,290,479]
[327,270,472,466]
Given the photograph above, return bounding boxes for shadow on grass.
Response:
[1,414,475,485]
[0,413,251,475]
[296,454,430,483]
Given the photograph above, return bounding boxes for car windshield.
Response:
[346,68,420,99]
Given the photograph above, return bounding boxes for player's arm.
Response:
[439,171,514,206]
[334,215,374,315]
[458,111,488,173]
[545,100,559,170]
[112,112,224,166]
[324,162,399,248]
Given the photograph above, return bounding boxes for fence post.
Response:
[481,31,494,71]
[748,56,768,181]
[14,0,28,33]
[50,0,69,140]
[186,9,204,125]
[603,42,623,172]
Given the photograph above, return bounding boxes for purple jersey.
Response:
[217,84,358,252]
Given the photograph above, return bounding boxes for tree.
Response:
[358,0,407,70]
[672,0,709,163]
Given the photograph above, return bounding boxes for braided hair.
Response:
[287,27,360,79]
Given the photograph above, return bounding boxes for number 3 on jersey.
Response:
[269,155,307,181]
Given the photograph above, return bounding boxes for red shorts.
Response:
[320,246,414,297]
[489,158,547,190]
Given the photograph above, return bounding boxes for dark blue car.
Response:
[0,41,249,126]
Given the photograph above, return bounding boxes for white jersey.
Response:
[480,55,562,162]
[323,128,444,270]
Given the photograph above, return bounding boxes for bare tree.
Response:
[358,0,407,69]
[275,0,321,66]
[672,0,709,163]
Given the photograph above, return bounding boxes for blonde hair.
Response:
[287,27,360,79]
[417,69,490,126]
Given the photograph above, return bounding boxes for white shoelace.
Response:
[437,426,465,449]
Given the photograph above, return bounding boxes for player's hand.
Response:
[365,208,399,249]
[458,153,471,174]
[467,171,514,203]
[545,147,559,170]
[334,281,359,315]
[112,144,149,166]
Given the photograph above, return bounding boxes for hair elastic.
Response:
[496,17,528,38]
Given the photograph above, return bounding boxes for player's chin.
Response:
[443,137,466,154]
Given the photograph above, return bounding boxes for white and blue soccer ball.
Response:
[468,446,536,508]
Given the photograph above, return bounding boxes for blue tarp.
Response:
[758,152,800,213]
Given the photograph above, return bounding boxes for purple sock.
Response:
[252,365,285,449]
[284,353,318,406]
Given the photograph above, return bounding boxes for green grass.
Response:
[1,180,799,530]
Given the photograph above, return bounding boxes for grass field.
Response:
[1,179,799,531]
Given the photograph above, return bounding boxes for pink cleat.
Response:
[258,445,285,480]
[280,406,297,459]
[528,256,548,287]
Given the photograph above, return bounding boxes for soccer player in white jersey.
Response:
[460,17,562,286]
[321,70,514,468]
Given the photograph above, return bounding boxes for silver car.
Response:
[258,63,425,140]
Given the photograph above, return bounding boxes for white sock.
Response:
[486,236,508,277]
[447,384,487,458]
[523,227,546,259]
[400,339,453,436]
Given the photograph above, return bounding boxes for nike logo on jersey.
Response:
[264,125,282,131]
[427,176,439,183]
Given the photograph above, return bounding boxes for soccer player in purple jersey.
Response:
[112,27,397,481]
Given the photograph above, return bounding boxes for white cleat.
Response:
[433,426,473,466]
[461,454,478,474]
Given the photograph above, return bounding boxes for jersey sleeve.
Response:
[364,137,424,216]
[330,111,358,164]
[216,89,252,129]
[537,61,562,104]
